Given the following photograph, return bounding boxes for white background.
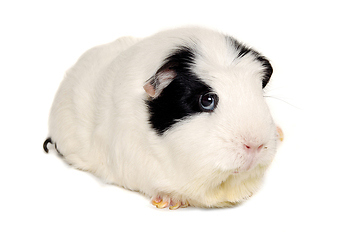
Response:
[1,1,359,239]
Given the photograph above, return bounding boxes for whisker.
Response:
[263,95,302,110]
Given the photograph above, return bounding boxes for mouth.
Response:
[232,157,257,174]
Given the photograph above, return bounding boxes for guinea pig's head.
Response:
[143,33,277,178]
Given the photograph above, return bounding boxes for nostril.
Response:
[243,143,254,152]
[243,143,264,153]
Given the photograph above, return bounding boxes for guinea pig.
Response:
[43,27,282,209]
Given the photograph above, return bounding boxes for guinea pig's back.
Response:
[48,36,140,170]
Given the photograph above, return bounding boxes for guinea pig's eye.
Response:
[199,93,218,112]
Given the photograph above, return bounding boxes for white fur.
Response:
[48,27,278,207]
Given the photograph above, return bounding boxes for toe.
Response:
[151,196,170,209]
[181,200,189,208]
[151,196,189,210]
[169,200,181,210]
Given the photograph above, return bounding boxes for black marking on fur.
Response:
[226,36,273,88]
[43,137,63,156]
[256,55,273,89]
[226,35,252,59]
[54,143,63,156]
[43,137,52,153]
[146,47,215,135]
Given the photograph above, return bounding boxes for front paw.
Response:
[151,195,189,210]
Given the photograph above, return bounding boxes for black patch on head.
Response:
[146,47,216,135]
[226,36,273,88]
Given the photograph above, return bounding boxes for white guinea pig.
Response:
[43,27,282,209]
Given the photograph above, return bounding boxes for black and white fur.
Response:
[44,27,279,208]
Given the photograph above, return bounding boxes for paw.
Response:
[151,195,189,210]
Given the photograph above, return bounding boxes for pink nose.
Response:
[243,143,264,154]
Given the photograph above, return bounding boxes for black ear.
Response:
[257,56,273,88]
[143,62,177,98]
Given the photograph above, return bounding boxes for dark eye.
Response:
[199,93,218,112]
